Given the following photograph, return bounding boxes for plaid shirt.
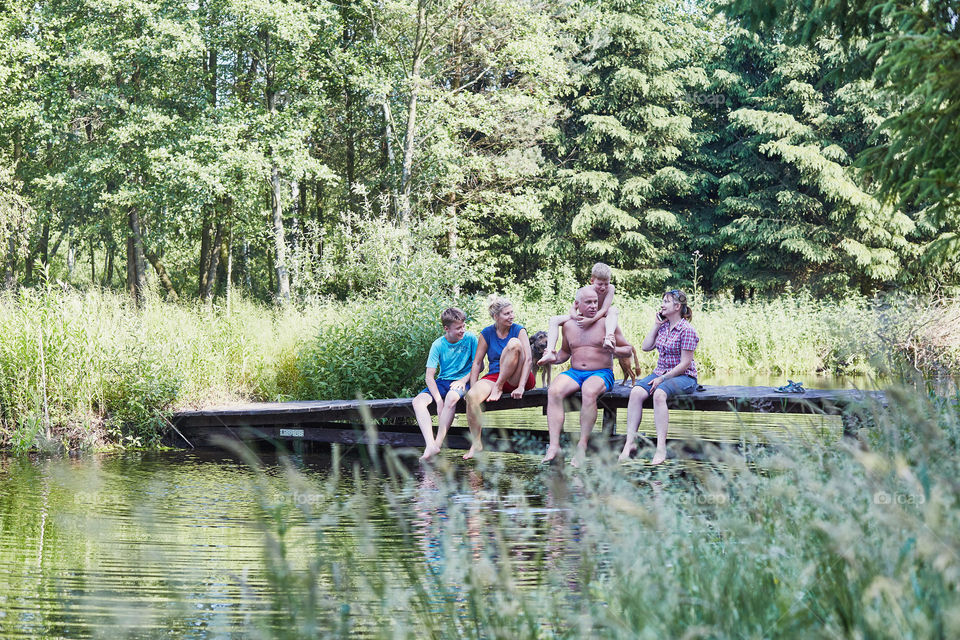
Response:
[653,318,699,379]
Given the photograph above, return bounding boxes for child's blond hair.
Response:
[591,262,612,280]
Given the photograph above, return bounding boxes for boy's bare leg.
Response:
[424,389,462,460]
[464,381,493,459]
[543,375,579,462]
[603,306,620,350]
[651,389,670,464]
[487,338,521,402]
[540,315,569,364]
[413,393,437,460]
[620,386,648,462]
[570,376,607,468]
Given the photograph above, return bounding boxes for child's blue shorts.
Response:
[418,379,469,400]
[560,367,614,392]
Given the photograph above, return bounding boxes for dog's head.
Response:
[529,331,548,362]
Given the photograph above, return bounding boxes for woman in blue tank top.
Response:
[462,296,534,459]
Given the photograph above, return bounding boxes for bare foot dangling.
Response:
[541,445,561,464]
[618,442,637,463]
[463,444,483,460]
[420,445,440,462]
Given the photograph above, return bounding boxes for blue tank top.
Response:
[481,323,524,375]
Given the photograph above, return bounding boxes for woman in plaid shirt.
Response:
[619,289,699,465]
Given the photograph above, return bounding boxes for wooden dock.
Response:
[169,384,883,453]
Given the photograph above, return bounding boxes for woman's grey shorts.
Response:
[635,373,697,397]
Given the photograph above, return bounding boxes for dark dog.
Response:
[529,330,552,388]
[618,345,641,386]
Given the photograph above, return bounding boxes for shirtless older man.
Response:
[539,286,634,466]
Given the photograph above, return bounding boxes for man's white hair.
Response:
[575,286,597,302]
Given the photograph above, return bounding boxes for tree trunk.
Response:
[67,233,75,277]
[198,213,212,297]
[225,224,233,315]
[264,27,290,303]
[89,237,96,283]
[102,241,114,287]
[127,208,147,303]
[25,221,50,284]
[271,169,290,302]
[203,221,224,302]
[146,251,179,301]
[446,196,459,295]
[243,239,251,291]
[372,12,396,216]
[344,79,356,213]
[399,0,428,225]
[5,237,17,289]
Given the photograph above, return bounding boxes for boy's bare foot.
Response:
[602,333,615,350]
[463,444,483,460]
[541,445,561,463]
[618,442,637,462]
[487,387,504,402]
[651,448,667,465]
[420,445,441,461]
[537,351,556,366]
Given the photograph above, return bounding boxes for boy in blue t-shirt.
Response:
[415,307,478,461]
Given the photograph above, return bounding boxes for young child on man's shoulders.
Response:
[413,308,478,461]
[539,262,620,364]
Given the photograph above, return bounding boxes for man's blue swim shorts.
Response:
[560,367,614,391]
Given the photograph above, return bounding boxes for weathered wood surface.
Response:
[168,384,885,451]
[172,384,884,428]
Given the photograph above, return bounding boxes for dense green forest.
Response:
[1,0,957,302]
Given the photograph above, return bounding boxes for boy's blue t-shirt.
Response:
[426,333,478,381]
[480,323,524,375]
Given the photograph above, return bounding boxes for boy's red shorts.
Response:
[481,371,536,393]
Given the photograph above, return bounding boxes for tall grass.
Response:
[512,290,957,378]
[239,383,960,638]
[0,286,315,452]
[1,280,957,451]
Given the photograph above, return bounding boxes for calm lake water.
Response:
[0,374,868,637]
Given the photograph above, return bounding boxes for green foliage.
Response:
[718,0,960,283]
[702,30,916,295]
[295,229,477,399]
[242,382,960,637]
[101,358,179,447]
[543,0,709,292]
[296,291,459,400]
[2,0,958,300]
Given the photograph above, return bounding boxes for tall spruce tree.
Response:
[705,29,915,294]
[721,0,960,286]
[544,0,707,292]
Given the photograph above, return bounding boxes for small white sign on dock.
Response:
[279,428,304,438]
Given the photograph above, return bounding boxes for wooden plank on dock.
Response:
[172,384,884,430]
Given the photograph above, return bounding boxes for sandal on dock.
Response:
[774,380,806,394]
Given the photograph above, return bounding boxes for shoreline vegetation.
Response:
[239,384,960,638]
[1,284,957,453]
